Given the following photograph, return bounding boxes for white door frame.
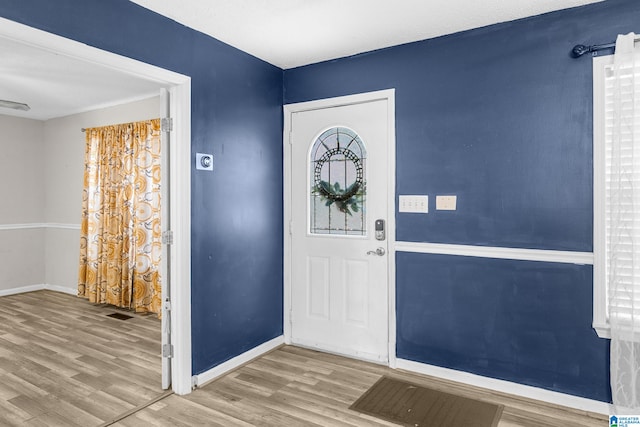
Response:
[283,89,397,367]
[0,18,193,395]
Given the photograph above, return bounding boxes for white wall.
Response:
[0,115,45,293]
[0,96,160,295]
[0,115,45,223]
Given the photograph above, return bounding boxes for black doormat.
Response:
[107,312,134,320]
[350,376,503,427]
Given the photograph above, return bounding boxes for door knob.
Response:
[367,247,386,256]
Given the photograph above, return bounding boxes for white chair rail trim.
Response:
[395,241,593,265]
[0,223,81,230]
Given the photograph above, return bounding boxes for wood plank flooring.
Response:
[0,290,608,426]
[0,290,162,426]
[115,346,606,427]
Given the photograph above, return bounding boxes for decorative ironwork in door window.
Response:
[310,127,366,235]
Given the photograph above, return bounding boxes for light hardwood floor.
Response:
[0,291,608,426]
[0,290,162,426]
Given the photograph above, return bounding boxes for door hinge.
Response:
[162,344,174,358]
[289,221,293,235]
[161,117,173,132]
[162,230,174,245]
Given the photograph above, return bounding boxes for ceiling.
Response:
[130,0,602,69]
[0,0,602,120]
[0,36,163,120]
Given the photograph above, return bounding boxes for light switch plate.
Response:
[399,195,428,213]
[436,195,457,210]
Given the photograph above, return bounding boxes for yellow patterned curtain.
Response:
[78,119,162,314]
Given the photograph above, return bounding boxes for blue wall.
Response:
[0,0,284,375]
[4,0,637,404]
[283,0,640,402]
[397,253,608,401]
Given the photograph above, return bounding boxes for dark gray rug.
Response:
[349,376,503,427]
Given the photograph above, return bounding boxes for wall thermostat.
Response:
[196,153,213,171]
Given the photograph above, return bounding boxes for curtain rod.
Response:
[571,42,615,58]
[571,37,639,58]
[81,118,159,133]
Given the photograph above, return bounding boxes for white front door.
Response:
[288,94,392,363]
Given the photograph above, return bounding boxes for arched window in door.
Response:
[309,127,366,235]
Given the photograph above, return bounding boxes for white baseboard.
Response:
[194,336,285,388]
[44,284,77,295]
[0,284,77,297]
[0,284,46,297]
[396,359,612,415]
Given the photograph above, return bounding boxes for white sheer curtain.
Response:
[609,32,640,413]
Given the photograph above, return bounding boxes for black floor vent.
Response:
[107,312,134,320]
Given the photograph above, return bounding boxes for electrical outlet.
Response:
[436,195,457,210]
[399,195,428,213]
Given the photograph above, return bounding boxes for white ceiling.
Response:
[0,36,163,120]
[0,0,602,120]
[130,0,602,69]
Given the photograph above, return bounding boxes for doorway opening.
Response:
[0,17,192,395]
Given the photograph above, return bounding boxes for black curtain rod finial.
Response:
[571,44,590,58]
[571,41,616,59]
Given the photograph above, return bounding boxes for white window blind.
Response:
[605,64,640,324]
[594,41,640,337]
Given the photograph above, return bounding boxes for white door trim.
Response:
[0,17,193,395]
[283,89,397,367]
